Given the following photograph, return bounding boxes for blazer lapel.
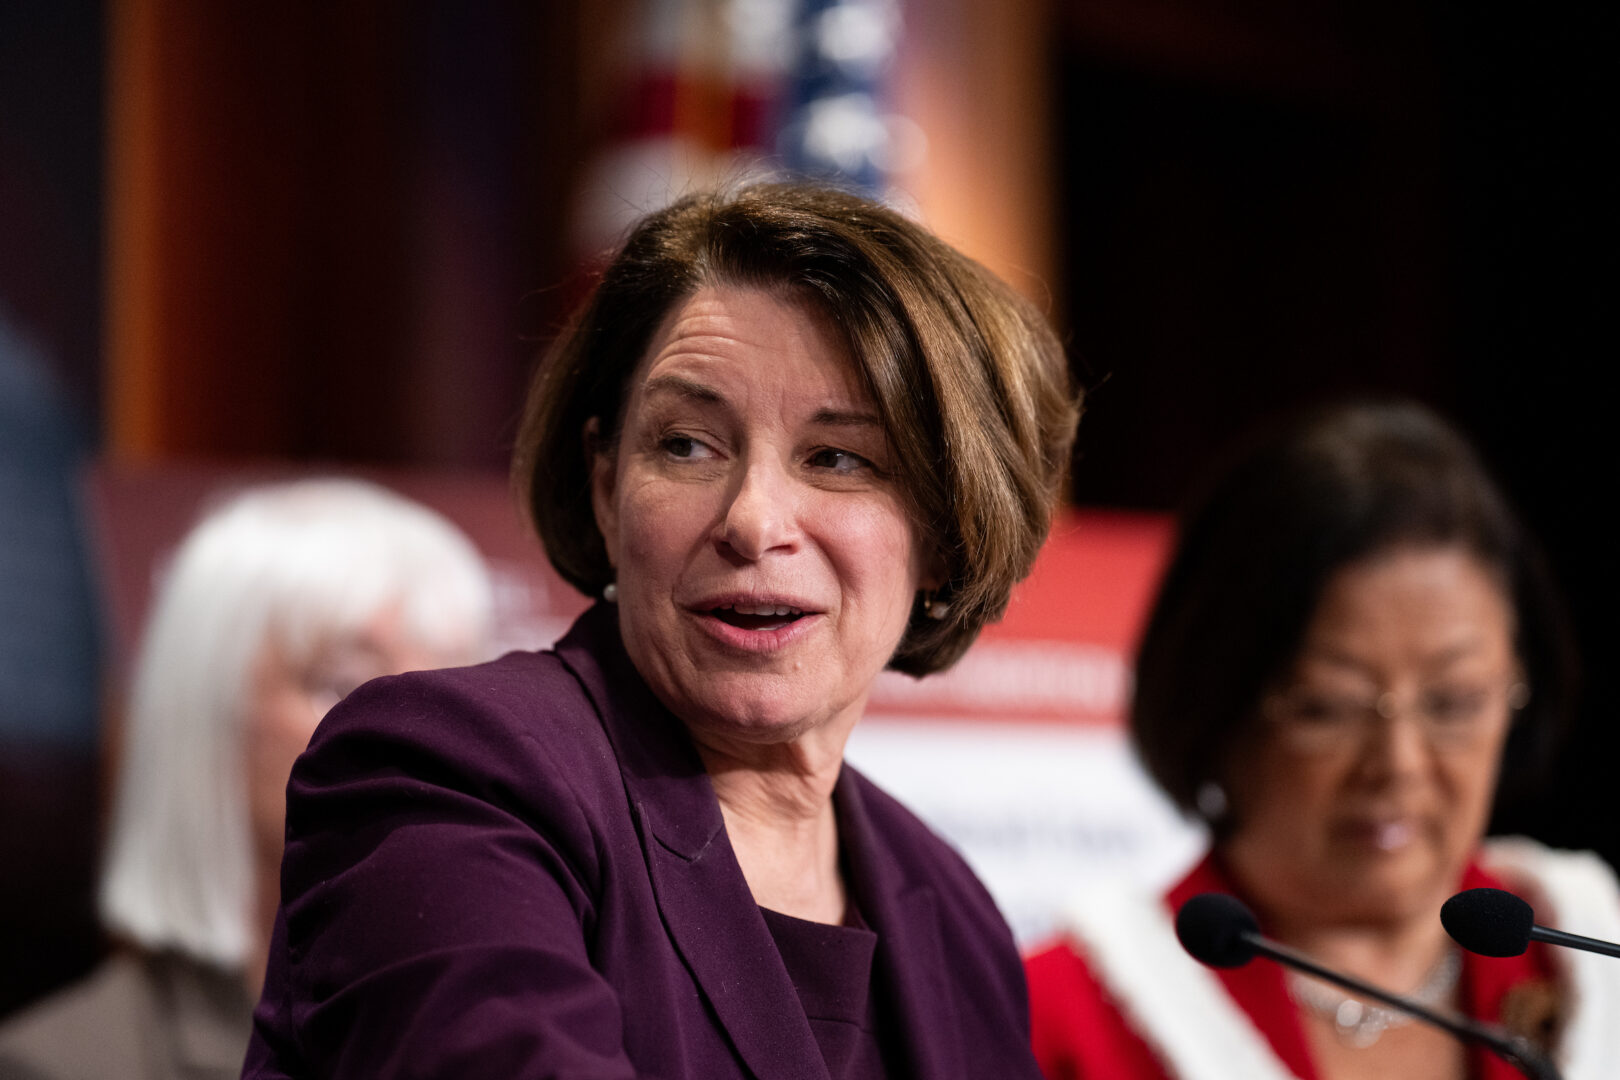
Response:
[836,771,967,1080]
[635,805,831,1080]
[556,607,829,1080]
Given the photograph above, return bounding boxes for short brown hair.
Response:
[513,182,1081,675]
[1131,400,1575,824]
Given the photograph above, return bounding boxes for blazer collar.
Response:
[555,607,968,1080]
[555,605,830,1080]
[836,770,965,1080]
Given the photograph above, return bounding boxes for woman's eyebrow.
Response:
[811,407,883,429]
[1421,638,1495,671]
[642,376,880,429]
[1302,636,1491,674]
[642,374,724,405]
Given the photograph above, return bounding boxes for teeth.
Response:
[1373,822,1414,851]
[726,603,801,617]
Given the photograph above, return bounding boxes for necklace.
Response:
[1287,947,1462,1049]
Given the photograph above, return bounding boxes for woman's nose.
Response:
[1359,697,1432,780]
[714,458,801,561]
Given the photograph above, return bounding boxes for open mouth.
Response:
[710,603,808,632]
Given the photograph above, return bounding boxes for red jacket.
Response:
[1025,854,1555,1080]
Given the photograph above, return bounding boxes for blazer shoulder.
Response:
[312,649,612,780]
[846,768,976,878]
[844,766,1011,932]
[293,647,632,861]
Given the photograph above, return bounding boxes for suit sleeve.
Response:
[246,668,640,1079]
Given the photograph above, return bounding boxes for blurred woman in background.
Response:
[0,479,493,1080]
[1026,401,1620,1080]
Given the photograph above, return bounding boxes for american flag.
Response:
[572,0,922,256]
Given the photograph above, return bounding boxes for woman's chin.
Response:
[1316,853,1458,925]
[675,686,845,749]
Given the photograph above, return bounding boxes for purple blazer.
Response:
[243,605,1041,1079]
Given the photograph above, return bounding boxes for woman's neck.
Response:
[695,726,849,925]
[1267,906,1456,995]
[1269,907,1469,1080]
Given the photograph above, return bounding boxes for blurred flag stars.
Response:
[573,0,924,256]
[780,0,922,188]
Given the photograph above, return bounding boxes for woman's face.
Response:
[1223,546,1520,929]
[591,284,933,749]
[245,608,475,874]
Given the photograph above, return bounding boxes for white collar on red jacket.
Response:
[1058,838,1620,1080]
[1059,870,1303,1080]
[1479,838,1620,1080]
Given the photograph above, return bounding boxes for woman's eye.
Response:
[1295,699,1353,724]
[1425,688,1489,724]
[661,434,715,460]
[807,447,870,474]
[301,667,370,713]
[1276,692,1361,726]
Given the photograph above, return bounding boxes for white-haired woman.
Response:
[0,479,494,1080]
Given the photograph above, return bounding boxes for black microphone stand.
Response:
[1247,932,1561,1080]
[1527,924,1620,959]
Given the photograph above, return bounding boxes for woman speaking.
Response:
[244,183,1082,1078]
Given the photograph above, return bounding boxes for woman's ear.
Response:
[585,417,619,568]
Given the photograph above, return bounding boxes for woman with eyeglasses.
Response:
[0,479,494,1080]
[1025,401,1620,1080]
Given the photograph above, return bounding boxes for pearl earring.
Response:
[1195,781,1229,821]
[602,582,618,603]
[922,590,949,620]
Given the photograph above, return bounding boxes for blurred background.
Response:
[2,0,1615,1019]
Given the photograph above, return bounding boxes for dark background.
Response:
[1053,2,1617,857]
[2,0,1614,1016]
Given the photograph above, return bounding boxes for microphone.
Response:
[1176,893,1561,1080]
[1443,886,1620,960]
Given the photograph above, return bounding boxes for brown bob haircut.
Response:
[1131,400,1575,826]
[513,182,1082,675]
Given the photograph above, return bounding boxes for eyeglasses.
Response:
[1262,679,1530,754]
